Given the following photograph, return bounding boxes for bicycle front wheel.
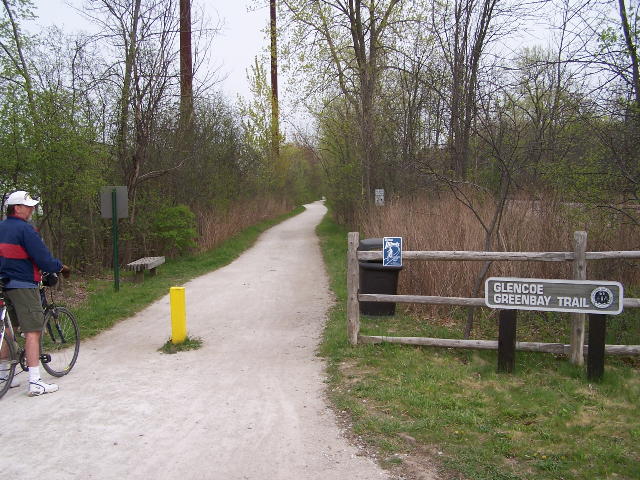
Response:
[0,330,17,399]
[41,307,79,377]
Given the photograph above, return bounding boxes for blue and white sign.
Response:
[383,237,402,267]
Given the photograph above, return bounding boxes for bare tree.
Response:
[0,0,35,111]
[431,0,517,179]
[83,0,184,225]
[282,0,402,202]
[270,0,280,160]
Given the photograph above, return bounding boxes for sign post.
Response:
[497,310,518,373]
[485,277,624,380]
[100,186,128,292]
[587,314,607,381]
[111,190,119,291]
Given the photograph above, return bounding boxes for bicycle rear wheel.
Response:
[0,330,17,399]
[41,307,79,377]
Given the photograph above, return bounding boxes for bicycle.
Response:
[0,273,80,398]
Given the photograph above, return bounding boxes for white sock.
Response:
[29,366,41,383]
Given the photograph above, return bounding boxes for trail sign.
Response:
[100,186,128,219]
[375,189,384,206]
[383,237,402,267]
[485,277,623,315]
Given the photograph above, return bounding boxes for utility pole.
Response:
[270,0,280,159]
[179,0,193,131]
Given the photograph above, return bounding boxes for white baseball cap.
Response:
[6,190,39,207]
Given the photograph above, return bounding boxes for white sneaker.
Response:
[28,378,58,396]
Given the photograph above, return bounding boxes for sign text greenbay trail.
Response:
[485,277,623,315]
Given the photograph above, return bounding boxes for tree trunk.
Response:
[270,0,280,160]
[180,0,194,130]
[116,0,142,185]
[618,0,640,109]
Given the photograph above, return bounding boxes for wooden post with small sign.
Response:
[347,232,360,345]
[570,231,587,365]
[497,310,518,373]
[587,314,606,381]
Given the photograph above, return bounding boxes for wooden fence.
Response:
[347,231,640,362]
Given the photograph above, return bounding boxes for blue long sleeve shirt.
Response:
[0,216,63,285]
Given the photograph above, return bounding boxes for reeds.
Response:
[195,196,293,251]
[360,193,640,300]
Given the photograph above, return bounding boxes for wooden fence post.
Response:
[497,310,518,373]
[347,232,360,345]
[587,314,606,381]
[570,231,587,365]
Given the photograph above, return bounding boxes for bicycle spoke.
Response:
[41,307,79,377]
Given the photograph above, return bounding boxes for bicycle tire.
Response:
[0,331,17,399]
[41,307,79,377]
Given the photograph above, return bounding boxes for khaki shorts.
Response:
[4,288,45,333]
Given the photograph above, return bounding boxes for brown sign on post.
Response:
[485,277,623,315]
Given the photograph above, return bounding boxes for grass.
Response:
[316,214,640,480]
[159,336,203,354]
[68,206,305,340]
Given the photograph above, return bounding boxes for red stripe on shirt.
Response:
[32,263,41,282]
[0,243,29,259]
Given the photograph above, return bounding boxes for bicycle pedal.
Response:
[39,353,51,364]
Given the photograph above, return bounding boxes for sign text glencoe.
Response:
[485,278,623,315]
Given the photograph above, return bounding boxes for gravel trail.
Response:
[0,201,392,480]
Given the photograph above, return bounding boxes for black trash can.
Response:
[358,238,403,315]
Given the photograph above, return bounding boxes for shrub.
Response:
[150,204,198,256]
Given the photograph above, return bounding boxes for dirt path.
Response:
[0,201,393,480]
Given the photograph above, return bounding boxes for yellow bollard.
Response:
[170,287,187,344]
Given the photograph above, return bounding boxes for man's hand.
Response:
[60,265,71,278]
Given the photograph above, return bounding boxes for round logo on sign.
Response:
[591,287,614,309]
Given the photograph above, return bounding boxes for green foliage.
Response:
[239,57,278,190]
[317,101,363,224]
[150,205,198,256]
[278,143,325,205]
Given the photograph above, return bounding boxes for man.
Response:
[0,190,70,396]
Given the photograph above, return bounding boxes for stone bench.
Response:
[126,256,165,283]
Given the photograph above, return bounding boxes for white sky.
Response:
[28,0,268,101]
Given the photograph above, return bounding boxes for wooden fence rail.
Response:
[347,231,640,361]
[358,250,640,262]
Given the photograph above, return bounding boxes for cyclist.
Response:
[0,191,70,396]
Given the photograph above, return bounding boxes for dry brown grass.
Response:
[195,195,293,251]
[360,193,640,300]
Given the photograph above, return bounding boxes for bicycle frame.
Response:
[0,298,18,375]
[39,288,67,346]
[0,301,15,350]
[1,291,56,370]
[0,275,80,396]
